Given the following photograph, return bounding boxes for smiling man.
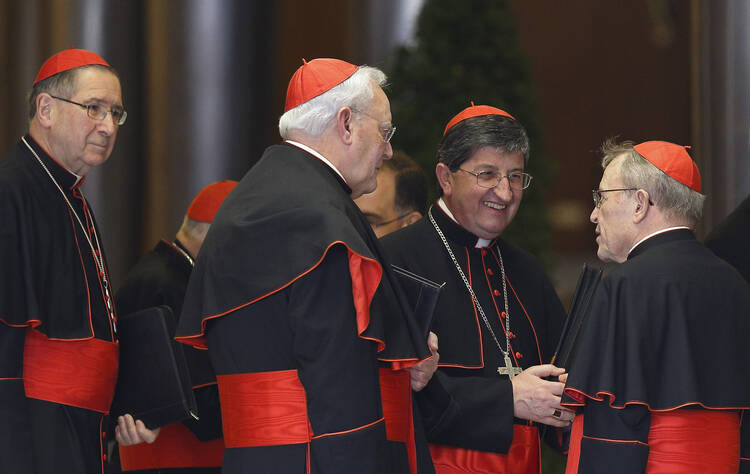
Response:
[381,104,571,473]
[0,48,156,473]
[561,140,750,473]
[176,58,437,474]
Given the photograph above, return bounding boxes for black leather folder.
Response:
[110,305,198,430]
[551,263,603,368]
[391,264,445,338]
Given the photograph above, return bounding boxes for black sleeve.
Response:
[289,244,393,474]
[415,369,515,453]
[576,401,650,474]
[181,383,222,442]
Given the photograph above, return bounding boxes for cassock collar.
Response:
[628,227,695,260]
[23,135,84,190]
[433,199,498,249]
[284,140,352,194]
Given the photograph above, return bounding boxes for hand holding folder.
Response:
[391,264,445,338]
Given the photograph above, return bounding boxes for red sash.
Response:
[217,368,417,473]
[646,410,739,473]
[119,423,225,470]
[23,327,118,413]
[429,424,540,474]
[567,410,739,474]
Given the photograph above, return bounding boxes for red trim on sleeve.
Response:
[346,247,384,351]
[23,327,118,413]
[562,388,750,412]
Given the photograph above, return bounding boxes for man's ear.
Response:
[335,107,354,145]
[633,189,650,223]
[401,211,422,227]
[36,94,55,128]
[436,163,452,196]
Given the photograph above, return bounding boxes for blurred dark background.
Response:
[1,0,748,307]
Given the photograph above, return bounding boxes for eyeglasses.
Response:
[458,169,533,190]
[368,211,411,228]
[591,188,638,208]
[354,109,396,143]
[50,95,127,126]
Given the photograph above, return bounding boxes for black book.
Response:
[391,264,445,338]
[551,264,603,369]
[110,305,198,430]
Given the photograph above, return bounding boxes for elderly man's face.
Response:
[348,84,393,198]
[440,147,524,240]
[49,67,123,176]
[590,155,638,263]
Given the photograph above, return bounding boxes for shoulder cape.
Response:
[176,144,428,364]
[562,230,750,411]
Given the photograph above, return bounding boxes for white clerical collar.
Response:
[628,226,691,255]
[437,198,492,248]
[285,140,348,185]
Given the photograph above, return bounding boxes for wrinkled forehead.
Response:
[601,154,626,185]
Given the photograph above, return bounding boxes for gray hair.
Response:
[28,64,119,121]
[600,138,705,225]
[435,114,529,196]
[278,65,387,139]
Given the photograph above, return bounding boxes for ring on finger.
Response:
[552,409,562,418]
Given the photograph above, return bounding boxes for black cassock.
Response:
[562,229,750,473]
[380,203,566,473]
[0,136,117,473]
[114,239,223,473]
[705,195,750,474]
[176,143,433,474]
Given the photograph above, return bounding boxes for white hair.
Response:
[278,65,387,138]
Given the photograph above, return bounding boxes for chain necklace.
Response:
[21,137,117,335]
[428,207,521,378]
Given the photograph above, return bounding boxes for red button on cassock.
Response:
[493,289,500,296]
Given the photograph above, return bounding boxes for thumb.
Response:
[428,331,438,353]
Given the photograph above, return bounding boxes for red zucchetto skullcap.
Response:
[34,48,110,85]
[186,180,238,223]
[284,58,358,112]
[443,102,515,135]
[633,141,701,192]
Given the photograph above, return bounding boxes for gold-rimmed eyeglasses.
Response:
[591,188,637,208]
[459,169,533,190]
[50,95,127,126]
[354,109,396,143]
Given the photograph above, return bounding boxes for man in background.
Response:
[114,180,237,473]
[355,150,428,237]
[562,140,750,473]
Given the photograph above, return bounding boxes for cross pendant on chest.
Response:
[498,354,522,378]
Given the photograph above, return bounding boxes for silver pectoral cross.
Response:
[498,354,522,378]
